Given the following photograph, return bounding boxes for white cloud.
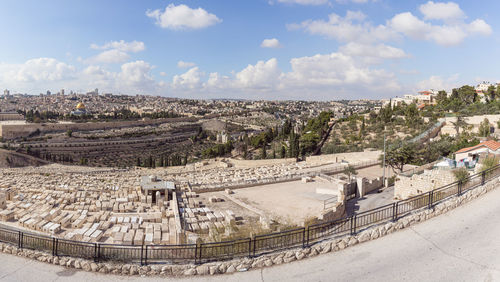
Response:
[177,61,196,68]
[0,54,403,100]
[283,52,399,91]
[83,61,158,93]
[206,72,233,89]
[235,58,282,88]
[86,40,145,64]
[0,58,163,95]
[390,12,430,40]
[146,4,221,30]
[272,0,329,5]
[419,1,465,21]
[172,67,204,88]
[0,58,76,83]
[200,54,400,100]
[120,61,154,84]
[416,74,459,91]
[90,40,145,53]
[288,11,397,44]
[336,0,375,3]
[468,19,493,36]
[86,49,130,64]
[160,72,167,77]
[261,38,282,48]
[339,43,407,62]
[389,11,492,46]
[292,5,492,47]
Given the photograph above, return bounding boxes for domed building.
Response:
[71,102,88,116]
[76,102,86,110]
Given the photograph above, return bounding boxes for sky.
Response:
[0,0,497,100]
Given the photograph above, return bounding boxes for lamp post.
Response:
[382,132,387,188]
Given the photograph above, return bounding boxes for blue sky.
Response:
[0,0,497,100]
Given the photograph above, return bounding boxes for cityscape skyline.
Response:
[0,0,497,100]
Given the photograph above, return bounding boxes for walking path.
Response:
[1,185,500,281]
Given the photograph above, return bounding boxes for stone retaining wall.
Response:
[0,117,198,139]
[0,176,498,277]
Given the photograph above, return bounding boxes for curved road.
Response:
[1,187,500,281]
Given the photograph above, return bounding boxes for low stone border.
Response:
[1,177,498,276]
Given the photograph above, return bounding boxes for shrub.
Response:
[481,155,499,172]
[453,168,469,184]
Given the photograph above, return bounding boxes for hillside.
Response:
[0,149,50,168]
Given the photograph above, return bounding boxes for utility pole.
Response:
[382,133,386,187]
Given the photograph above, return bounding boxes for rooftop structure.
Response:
[71,102,88,116]
[455,140,500,167]
[140,175,175,203]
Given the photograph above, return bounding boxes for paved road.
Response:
[1,187,500,282]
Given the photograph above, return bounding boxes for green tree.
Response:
[487,85,497,102]
[478,118,491,137]
[280,145,286,159]
[452,115,467,136]
[378,104,393,124]
[436,90,448,105]
[343,165,358,182]
[457,85,477,104]
[404,103,420,126]
[66,130,73,137]
[261,143,267,159]
[299,132,320,156]
[382,142,416,173]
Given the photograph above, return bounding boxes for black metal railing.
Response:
[0,164,498,265]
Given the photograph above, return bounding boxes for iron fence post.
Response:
[301,228,306,248]
[482,171,485,185]
[428,191,433,209]
[306,227,310,248]
[97,244,101,263]
[93,243,98,262]
[391,202,396,221]
[248,238,252,258]
[253,237,257,257]
[52,237,56,256]
[392,202,399,222]
[144,245,148,266]
[194,243,198,265]
[350,216,357,235]
[18,231,22,249]
[199,243,203,264]
[140,245,144,266]
[458,180,462,196]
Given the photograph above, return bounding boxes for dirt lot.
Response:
[202,179,337,226]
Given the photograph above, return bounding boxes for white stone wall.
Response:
[357,177,384,197]
[394,169,456,200]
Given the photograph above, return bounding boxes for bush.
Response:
[453,168,469,184]
[481,155,499,172]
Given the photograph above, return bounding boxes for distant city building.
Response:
[386,90,439,109]
[46,90,51,96]
[216,131,229,143]
[475,81,493,93]
[3,89,9,96]
[87,88,99,96]
[70,101,88,116]
[455,140,500,167]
